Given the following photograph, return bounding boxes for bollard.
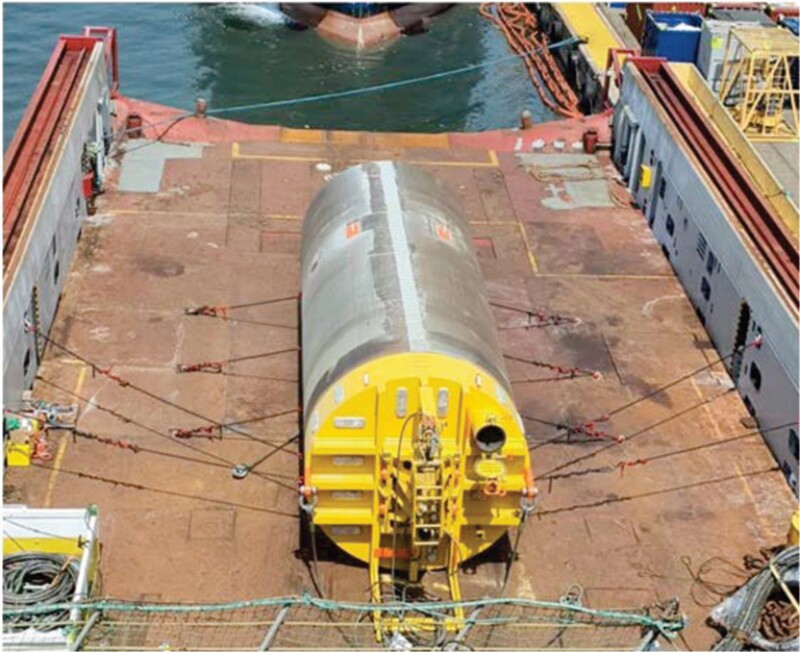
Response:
[195,97,207,118]
[520,109,533,130]
[126,112,143,139]
[582,128,599,154]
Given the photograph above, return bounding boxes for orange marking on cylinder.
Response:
[345,220,361,239]
[436,224,453,241]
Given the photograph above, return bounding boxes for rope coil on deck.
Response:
[3,554,79,632]
[710,546,799,651]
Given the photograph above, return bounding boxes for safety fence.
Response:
[3,592,685,650]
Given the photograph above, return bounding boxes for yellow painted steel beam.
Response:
[670,62,799,237]
[555,3,625,74]
[3,537,83,556]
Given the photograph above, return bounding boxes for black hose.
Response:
[3,553,79,631]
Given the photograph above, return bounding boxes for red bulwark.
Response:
[84,27,119,94]
[2,35,103,268]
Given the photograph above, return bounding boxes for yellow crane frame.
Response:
[718,26,799,142]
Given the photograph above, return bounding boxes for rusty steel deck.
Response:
[6,129,795,650]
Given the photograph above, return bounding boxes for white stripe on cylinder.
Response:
[378,162,427,351]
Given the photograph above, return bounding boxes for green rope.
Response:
[3,592,686,637]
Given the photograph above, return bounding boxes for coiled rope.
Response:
[710,546,799,651]
[3,553,79,631]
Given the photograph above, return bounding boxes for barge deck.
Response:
[6,109,795,649]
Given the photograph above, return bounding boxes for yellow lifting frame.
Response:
[368,389,467,642]
[718,26,800,142]
[368,539,466,643]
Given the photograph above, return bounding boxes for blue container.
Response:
[780,17,799,36]
[643,12,704,63]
